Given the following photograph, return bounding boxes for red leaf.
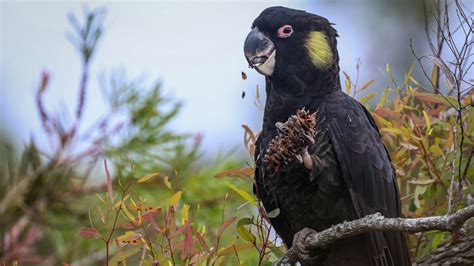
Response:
[181,226,194,260]
[79,228,101,239]
[374,107,401,121]
[191,226,209,252]
[242,124,257,154]
[172,218,191,238]
[149,212,163,233]
[217,216,237,238]
[214,167,254,180]
[103,159,114,203]
[415,93,447,104]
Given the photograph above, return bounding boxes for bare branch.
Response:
[276,205,474,265]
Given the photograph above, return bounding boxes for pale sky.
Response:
[1,1,425,156]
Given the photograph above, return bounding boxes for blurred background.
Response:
[3,1,471,265]
[1,0,429,156]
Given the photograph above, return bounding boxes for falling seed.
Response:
[241,71,247,80]
[242,91,246,99]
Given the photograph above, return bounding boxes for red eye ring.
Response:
[277,25,293,38]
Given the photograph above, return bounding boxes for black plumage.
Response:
[245,7,411,266]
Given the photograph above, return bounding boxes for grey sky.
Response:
[1,1,426,156]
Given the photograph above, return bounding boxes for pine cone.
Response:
[263,109,317,172]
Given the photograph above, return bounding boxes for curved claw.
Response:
[292,227,319,265]
[300,147,313,170]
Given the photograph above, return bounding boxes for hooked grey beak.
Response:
[244,27,276,76]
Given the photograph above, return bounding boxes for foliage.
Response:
[0,7,202,265]
[350,65,472,258]
[1,1,472,265]
[78,161,254,265]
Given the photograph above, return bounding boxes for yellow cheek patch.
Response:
[305,31,333,70]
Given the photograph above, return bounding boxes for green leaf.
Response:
[237,217,254,226]
[109,247,141,266]
[414,185,428,209]
[104,159,114,203]
[237,225,256,244]
[268,245,286,258]
[217,243,254,256]
[225,182,257,206]
[431,232,444,249]
[408,179,436,185]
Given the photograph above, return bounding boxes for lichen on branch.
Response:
[276,205,474,265]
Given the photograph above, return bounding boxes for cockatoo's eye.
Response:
[277,25,293,38]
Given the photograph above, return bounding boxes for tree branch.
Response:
[415,223,474,265]
[276,205,474,265]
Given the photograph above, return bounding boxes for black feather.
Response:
[251,6,411,266]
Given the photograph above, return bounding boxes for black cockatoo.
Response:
[244,7,411,266]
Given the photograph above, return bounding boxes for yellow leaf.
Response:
[343,71,351,94]
[122,200,135,221]
[225,182,257,206]
[409,76,420,86]
[431,65,439,86]
[217,243,254,256]
[137,172,160,183]
[430,145,444,156]
[372,112,392,128]
[114,193,130,209]
[181,203,190,224]
[404,64,415,86]
[116,231,143,243]
[163,176,172,190]
[359,92,377,105]
[360,80,375,91]
[381,127,404,135]
[422,110,431,131]
[400,142,418,150]
[377,87,389,108]
[169,191,182,206]
[386,64,391,74]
